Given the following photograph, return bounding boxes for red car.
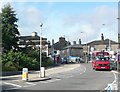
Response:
[92,51,110,70]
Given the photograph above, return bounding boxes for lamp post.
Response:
[81,32,88,63]
[117,18,120,48]
[39,23,43,77]
[102,24,111,51]
[117,18,120,73]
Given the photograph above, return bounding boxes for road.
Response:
[1,63,116,91]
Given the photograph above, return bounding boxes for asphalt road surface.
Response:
[1,63,116,91]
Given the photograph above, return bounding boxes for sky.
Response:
[0,0,119,44]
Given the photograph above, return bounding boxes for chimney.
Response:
[32,32,37,37]
[52,39,54,45]
[101,33,104,41]
[59,37,65,42]
[48,40,51,45]
[79,39,81,45]
[73,41,76,45]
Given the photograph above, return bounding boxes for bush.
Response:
[2,49,55,71]
[2,49,39,71]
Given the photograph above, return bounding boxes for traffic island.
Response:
[28,77,51,82]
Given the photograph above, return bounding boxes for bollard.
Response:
[22,68,28,81]
[41,67,45,78]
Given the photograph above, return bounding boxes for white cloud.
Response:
[63,5,118,44]
[15,6,44,36]
[8,2,118,44]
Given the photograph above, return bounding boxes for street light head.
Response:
[81,32,83,33]
[102,24,105,26]
[40,23,43,27]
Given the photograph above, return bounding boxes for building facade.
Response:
[18,32,48,55]
[61,44,83,58]
[82,34,118,54]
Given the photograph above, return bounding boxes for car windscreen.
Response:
[96,55,110,61]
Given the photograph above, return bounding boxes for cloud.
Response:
[62,5,118,44]
[9,2,118,44]
[15,5,44,36]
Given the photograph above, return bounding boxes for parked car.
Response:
[61,57,68,64]
[76,57,84,63]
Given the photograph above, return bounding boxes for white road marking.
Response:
[111,70,119,74]
[23,82,36,87]
[79,64,86,75]
[104,71,118,90]
[4,82,22,88]
[5,87,20,90]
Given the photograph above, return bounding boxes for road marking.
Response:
[79,64,86,75]
[4,82,22,88]
[113,72,117,81]
[24,82,36,87]
[104,71,118,90]
[111,70,119,74]
[5,87,20,90]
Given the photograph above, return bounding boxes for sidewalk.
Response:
[1,64,80,82]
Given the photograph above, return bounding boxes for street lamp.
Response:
[116,18,120,44]
[102,24,111,51]
[81,32,88,63]
[117,18,120,73]
[39,23,43,77]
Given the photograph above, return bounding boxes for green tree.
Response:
[1,4,20,52]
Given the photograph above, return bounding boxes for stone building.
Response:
[18,32,48,55]
[82,33,118,54]
[61,44,83,58]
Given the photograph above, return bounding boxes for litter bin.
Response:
[41,67,45,78]
[22,68,28,81]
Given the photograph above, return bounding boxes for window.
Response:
[96,55,110,61]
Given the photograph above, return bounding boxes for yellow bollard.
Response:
[22,68,28,81]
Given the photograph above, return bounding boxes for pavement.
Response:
[1,64,80,82]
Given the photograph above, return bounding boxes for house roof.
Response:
[51,37,70,50]
[53,41,68,50]
[86,39,118,46]
[19,36,47,40]
[18,36,47,45]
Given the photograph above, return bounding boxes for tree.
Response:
[1,4,20,52]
